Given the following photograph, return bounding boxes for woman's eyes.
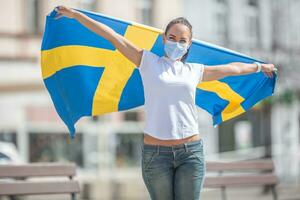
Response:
[168,37,187,43]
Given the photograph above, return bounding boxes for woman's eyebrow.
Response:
[169,34,176,38]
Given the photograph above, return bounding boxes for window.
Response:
[248,0,258,7]
[234,121,253,149]
[0,131,19,163]
[215,12,229,42]
[79,0,98,11]
[0,131,17,147]
[218,108,264,152]
[124,111,139,121]
[137,0,153,25]
[245,15,260,43]
[29,132,84,167]
[115,133,143,167]
[27,0,43,34]
[216,0,227,4]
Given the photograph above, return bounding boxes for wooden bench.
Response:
[0,163,80,199]
[204,160,278,200]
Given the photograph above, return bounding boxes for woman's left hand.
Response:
[261,63,277,78]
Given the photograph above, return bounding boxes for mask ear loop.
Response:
[181,46,191,63]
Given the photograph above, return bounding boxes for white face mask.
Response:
[164,40,190,61]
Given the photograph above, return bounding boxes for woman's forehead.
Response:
[166,23,191,38]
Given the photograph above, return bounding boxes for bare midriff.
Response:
[143,133,201,146]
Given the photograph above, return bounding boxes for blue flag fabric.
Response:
[41,8,277,138]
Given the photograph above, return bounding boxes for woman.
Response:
[55,6,277,200]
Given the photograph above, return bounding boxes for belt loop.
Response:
[184,143,188,152]
[157,145,160,155]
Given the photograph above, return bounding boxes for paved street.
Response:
[22,184,300,200]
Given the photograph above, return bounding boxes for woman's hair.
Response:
[164,17,193,63]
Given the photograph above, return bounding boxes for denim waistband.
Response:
[142,138,203,152]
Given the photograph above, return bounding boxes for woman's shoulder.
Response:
[184,62,205,81]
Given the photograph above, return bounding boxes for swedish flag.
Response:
[41,8,277,138]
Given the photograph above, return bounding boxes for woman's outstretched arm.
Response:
[202,62,277,82]
[55,5,143,67]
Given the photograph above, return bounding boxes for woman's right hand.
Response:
[55,5,78,19]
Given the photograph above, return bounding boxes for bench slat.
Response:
[206,160,274,171]
[0,163,76,178]
[204,174,278,188]
[0,181,80,195]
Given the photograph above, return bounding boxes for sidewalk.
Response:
[23,184,300,200]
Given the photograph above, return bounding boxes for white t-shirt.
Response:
[139,49,205,140]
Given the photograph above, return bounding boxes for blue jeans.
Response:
[141,138,206,200]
